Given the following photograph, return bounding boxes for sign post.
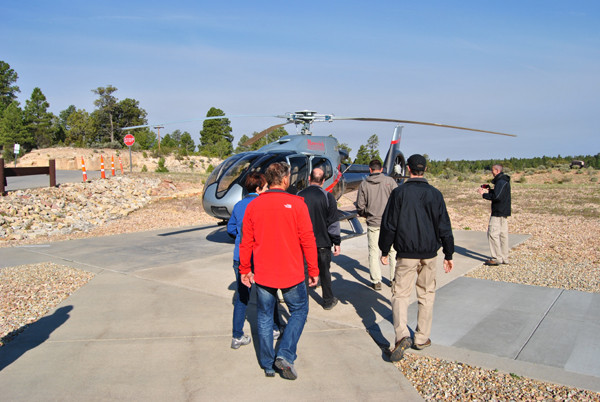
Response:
[123,134,135,173]
[13,143,20,167]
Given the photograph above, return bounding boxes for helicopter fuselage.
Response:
[201,128,406,221]
[202,135,348,220]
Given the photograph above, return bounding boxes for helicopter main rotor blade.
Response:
[122,114,280,131]
[242,122,293,146]
[333,117,516,137]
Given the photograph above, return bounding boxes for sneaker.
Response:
[273,329,281,340]
[413,338,431,350]
[323,297,339,310]
[390,336,413,362]
[230,334,251,349]
[265,369,275,377]
[484,259,499,266]
[372,282,382,291]
[274,357,298,380]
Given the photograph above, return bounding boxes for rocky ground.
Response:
[1,155,599,399]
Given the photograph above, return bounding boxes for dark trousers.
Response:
[317,247,334,304]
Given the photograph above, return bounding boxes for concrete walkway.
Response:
[0,225,598,400]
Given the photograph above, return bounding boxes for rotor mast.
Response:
[286,110,334,135]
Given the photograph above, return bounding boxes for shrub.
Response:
[516,176,527,184]
[155,157,169,173]
[206,164,215,174]
[141,165,148,172]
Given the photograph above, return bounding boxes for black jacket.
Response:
[379,178,454,260]
[483,172,511,217]
[299,185,341,248]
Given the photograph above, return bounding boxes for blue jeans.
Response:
[232,261,281,338]
[256,281,308,371]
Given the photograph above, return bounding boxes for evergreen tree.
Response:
[180,131,195,153]
[161,133,177,149]
[23,87,55,148]
[54,105,77,145]
[0,101,30,159]
[114,97,147,143]
[91,85,118,143]
[355,145,371,165]
[65,109,94,147]
[0,61,20,112]
[355,134,381,164]
[198,107,233,157]
[134,129,157,150]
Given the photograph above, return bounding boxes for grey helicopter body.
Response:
[201,127,405,222]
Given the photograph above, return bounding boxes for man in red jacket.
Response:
[240,161,319,380]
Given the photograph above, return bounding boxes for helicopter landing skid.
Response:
[337,210,365,241]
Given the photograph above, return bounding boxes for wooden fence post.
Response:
[0,158,5,195]
[49,159,56,187]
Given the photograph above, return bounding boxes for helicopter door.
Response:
[287,156,309,195]
[310,157,342,198]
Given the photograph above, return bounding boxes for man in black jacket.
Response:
[299,168,341,310]
[478,164,511,266]
[379,154,454,362]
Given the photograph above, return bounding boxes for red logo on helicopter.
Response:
[307,139,325,151]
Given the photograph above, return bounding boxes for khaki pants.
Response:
[391,257,437,345]
[367,226,396,284]
[488,216,509,264]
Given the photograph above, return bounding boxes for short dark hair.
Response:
[244,172,267,193]
[265,162,290,186]
[369,159,382,170]
[310,168,325,184]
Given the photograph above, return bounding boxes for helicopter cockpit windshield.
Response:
[214,153,260,198]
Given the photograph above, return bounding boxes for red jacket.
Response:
[239,189,318,288]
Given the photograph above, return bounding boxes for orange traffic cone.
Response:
[100,155,106,179]
[81,156,88,182]
[111,155,116,176]
[119,157,124,174]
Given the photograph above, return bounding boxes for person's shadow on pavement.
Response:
[0,305,73,371]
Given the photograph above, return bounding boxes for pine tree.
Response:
[198,107,233,157]
[23,87,54,148]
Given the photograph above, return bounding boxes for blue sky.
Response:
[3,1,599,161]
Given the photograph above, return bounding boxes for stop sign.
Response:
[124,134,135,147]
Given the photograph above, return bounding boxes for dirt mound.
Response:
[16,147,221,174]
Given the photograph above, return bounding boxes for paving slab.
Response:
[1,225,599,399]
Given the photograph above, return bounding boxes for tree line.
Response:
[425,154,600,174]
[0,61,293,161]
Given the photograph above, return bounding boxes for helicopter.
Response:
[124,110,515,237]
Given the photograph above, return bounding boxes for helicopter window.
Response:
[205,153,246,188]
[310,157,333,182]
[287,156,309,194]
[216,153,260,198]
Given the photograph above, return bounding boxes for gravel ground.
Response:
[0,263,94,347]
[1,170,599,400]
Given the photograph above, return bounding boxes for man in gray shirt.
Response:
[356,159,398,290]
